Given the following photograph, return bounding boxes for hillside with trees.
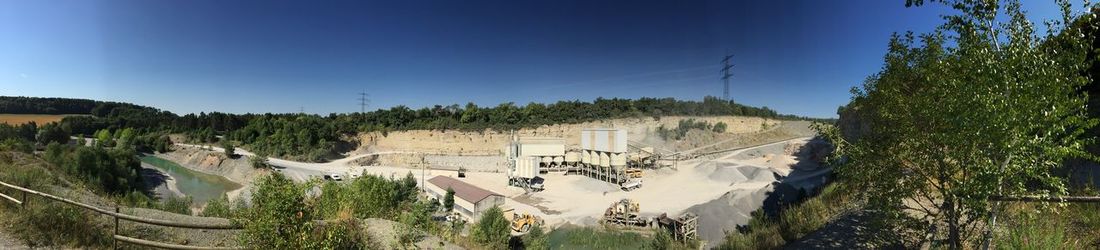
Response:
[1,95,822,161]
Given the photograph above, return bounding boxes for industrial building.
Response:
[507,137,565,191]
[577,128,642,189]
[426,176,505,221]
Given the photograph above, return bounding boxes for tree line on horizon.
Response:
[0,95,827,161]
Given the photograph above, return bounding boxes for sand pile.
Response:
[697,161,778,184]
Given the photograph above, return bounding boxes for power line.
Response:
[720,52,734,102]
[357,92,370,113]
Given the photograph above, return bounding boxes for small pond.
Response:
[140,155,242,206]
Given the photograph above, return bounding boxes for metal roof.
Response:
[427,176,502,204]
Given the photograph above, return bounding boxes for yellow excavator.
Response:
[511,213,544,233]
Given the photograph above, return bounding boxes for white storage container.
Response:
[512,156,540,179]
[565,152,580,163]
[581,128,627,153]
[610,152,627,166]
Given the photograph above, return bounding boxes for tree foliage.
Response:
[43,144,144,194]
[471,206,511,250]
[443,187,455,212]
[832,0,1098,247]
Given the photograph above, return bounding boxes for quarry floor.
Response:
[163,118,826,248]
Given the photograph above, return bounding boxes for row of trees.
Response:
[3,95,818,161]
[656,119,729,140]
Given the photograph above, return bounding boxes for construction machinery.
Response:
[602,199,649,227]
[657,213,699,243]
[510,213,545,233]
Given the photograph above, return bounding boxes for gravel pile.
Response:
[685,185,775,249]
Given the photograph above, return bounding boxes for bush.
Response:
[240,174,313,248]
[222,141,236,158]
[250,154,268,169]
[713,122,727,133]
[471,206,511,250]
[161,195,193,215]
[241,173,371,248]
[121,190,156,208]
[202,194,233,218]
[0,138,33,155]
[524,225,549,250]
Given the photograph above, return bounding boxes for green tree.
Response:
[222,141,236,157]
[94,129,112,147]
[35,123,69,146]
[471,206,510,250]
[443,187,455,212]
[831,0,1098,248]
[115,128,135,149]
[154,135,172,153]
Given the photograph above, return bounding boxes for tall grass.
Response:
[995,202,1100,248]
[718,182,855,249]
[547,227,652,250]
[0,151,112,247]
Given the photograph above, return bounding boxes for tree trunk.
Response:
[946,196,961,250]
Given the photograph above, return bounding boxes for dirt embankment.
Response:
[356,116,786,155]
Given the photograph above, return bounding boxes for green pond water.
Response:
[140,155,242,205]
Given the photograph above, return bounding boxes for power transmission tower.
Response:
[721,52,734,102]
[357,92,370,113]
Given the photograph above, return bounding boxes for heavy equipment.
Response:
[602,199,649,227]
[511,213,544,233]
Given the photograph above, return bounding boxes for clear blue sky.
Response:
[0,0,1065,118]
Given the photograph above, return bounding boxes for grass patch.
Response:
[719,181,855,249]
[995,202,1100,248]
[547,227,652,250]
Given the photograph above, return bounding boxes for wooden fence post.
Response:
[114,206,119,250]
[20,190,26,209]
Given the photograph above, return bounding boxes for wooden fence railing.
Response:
[0,180,245,250]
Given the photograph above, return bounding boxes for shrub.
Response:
[222,141,236,158]
[241,173,371,248]
[0,138,33,154]
[471,206,511,249]
[121,190,156,208]
[240,174,313,249]
[202,194,233,218]
[161,195,193,215]
[524,225,549,250]
[713,122,727,133]
[250,154,268,169]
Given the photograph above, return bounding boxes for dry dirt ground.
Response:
[0,114,75,125]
